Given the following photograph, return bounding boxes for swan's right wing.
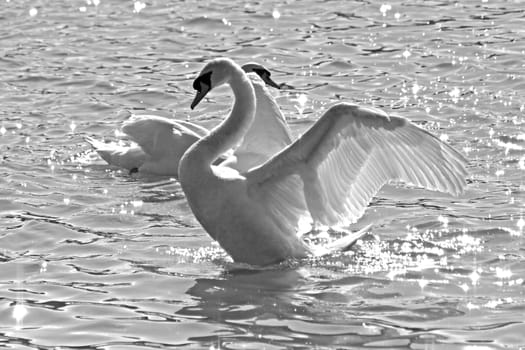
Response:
[246,103,468,232]
[122,115,202,158]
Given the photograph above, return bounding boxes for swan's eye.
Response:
[193,71,212,92]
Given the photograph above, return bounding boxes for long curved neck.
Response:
[189,67,256,167]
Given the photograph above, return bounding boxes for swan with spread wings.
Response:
[180,58,468,266]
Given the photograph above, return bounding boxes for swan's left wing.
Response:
[122,115,202,158]
[246,103,468,231]
[174,119,210,138]
[230,75,293,171]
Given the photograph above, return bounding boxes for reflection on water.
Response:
[1,0,524,348]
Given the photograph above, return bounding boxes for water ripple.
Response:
[1,0,524,348]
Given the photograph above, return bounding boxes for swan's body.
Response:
[87,64,289,176]
[180,58,468,266]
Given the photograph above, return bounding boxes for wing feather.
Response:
[122,115,202,158]
[231,75,292,170]
[247,103,468,232]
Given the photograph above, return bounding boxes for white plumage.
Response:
[180,58,468,266]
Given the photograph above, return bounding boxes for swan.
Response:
[86,63,290,176]
[179,57,468,266]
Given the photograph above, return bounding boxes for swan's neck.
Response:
[189,70,256,167]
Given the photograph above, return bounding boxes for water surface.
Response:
[1,0,524,349]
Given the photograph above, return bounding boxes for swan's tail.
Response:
[325,224,372,252]
[311,224,372,257]
[85,136,117,163]
[85,136,146,171]
[86,136,106,150]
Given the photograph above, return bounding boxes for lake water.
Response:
[1,0,524,348]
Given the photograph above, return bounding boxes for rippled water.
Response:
[1,0,524,348]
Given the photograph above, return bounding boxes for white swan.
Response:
[180,58,468,266]
[86,63,290,176]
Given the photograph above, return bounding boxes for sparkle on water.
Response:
[1,0,524,349]
[12,303,28,329]
[133,1,146,14]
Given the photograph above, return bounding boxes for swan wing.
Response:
[174,119,210,138]
[231,75,293,170]
[122,115,202,158]
[247,103,468,229]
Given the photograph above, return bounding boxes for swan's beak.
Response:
[191,71,213,110]
[261,73,282,90]
[191,87,210,110]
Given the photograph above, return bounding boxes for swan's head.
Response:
[191,58,239,110]
[241,63,281,90]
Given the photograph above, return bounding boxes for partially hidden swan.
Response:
[179,58,468,266]
[86,63,290,176]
